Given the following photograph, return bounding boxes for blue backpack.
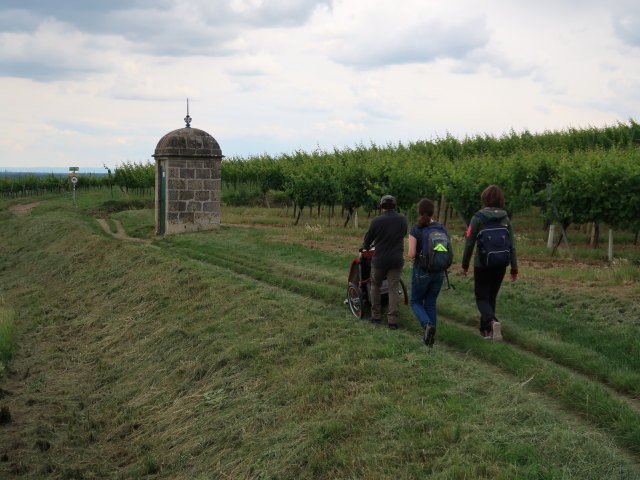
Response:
[417,222,453,272]
[474,212,511,268]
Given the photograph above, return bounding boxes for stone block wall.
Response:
[159,158,221,234]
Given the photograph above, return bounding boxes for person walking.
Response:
[362,195,408,329]
[407,198,451,347]
[461,185,518,340]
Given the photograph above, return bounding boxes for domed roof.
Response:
[154,127,222,158]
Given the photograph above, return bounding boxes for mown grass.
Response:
[112,208,155,239]
[435,320,640,451]
[111,202,640,439]
[16,186,154,216]
[0,307,16,371]
[1,194,640,479]
[162,225,640,392]
[525,260,640,292]
[156,224,640,454]
[112,203,640,403]
[437,275,640,396]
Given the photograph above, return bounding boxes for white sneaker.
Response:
[491,321,502,341]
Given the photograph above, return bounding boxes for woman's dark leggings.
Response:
[474,266,506,332]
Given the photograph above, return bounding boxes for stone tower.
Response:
[153,110,223,235]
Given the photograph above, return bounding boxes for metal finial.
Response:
[184,98,192,128]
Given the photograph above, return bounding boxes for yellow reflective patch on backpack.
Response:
[434,244,448,252]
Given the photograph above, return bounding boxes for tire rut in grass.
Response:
[163,242,344,304]
[435,313,640,456]
[160,230,640,456]
[441,306,640,402]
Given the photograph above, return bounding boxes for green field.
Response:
[0,190,639,479]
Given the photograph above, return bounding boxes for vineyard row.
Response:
[2,123,639,234]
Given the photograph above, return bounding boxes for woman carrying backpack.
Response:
[408,198,452,348]
[461,185,518,340]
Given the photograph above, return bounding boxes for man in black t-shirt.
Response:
[362,195,408,329]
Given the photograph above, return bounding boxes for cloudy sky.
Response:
[1,0,639,171]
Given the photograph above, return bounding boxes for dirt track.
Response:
[8,202,40,216]
[96,218,152,244]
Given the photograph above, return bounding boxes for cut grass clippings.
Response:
[0,307,16,369]
[111,208,155,239]
[161,223,640,456]
[436,320,640,455]
[1,194,640,479]
[438,278,640,399]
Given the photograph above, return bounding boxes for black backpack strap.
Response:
[444,270,455,290]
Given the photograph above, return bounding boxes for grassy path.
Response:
[1,203,640,478]
[97,218,153,245]
[161,225,640,456]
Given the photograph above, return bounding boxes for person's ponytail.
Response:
[416,198,435,228]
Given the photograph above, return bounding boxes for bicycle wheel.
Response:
[346,282,363,318]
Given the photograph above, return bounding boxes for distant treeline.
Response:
[0,161,154,198]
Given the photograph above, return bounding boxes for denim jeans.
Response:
[410,265,444,328]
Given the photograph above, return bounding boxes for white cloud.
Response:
[0,18,132,80]
[0,0,638,168]
[316,0,490,68]
[607,0,640,46]
[315,119,365,131]
[0,0,334,82]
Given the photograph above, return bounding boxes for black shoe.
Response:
[368,317,381,325]
[388,323,398,330]
[423,324,436,348]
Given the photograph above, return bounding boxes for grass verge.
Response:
[436,319,640,454]
[438,276,640,398]
[1,195,639,479]
[0,307,16,371]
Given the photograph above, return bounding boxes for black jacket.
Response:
[362,210,408,269]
